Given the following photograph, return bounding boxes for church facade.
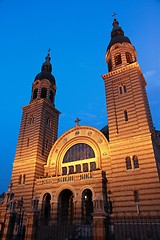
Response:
[1,18,160,240]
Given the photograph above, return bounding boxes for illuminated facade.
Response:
[1,18,160,240]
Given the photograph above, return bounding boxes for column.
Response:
[25,210,39,240]
[93,199,107,240]
[2,211,16,240]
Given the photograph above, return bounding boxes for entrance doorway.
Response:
[42,193,51,225]
[58,189,74,223]
[82,189,93,224]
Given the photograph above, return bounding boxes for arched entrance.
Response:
[82,189,93,224]
[58,189,74,223]
[42,193,51,225]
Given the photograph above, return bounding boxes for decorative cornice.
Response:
[102,62,140,79]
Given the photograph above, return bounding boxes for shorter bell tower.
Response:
[11,51,60,210]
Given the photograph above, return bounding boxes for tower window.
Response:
[49,90,54,102]
[126,155,139,170]
[108,59,112,72]
[28,116,34,124]
[45,139,49,149]
[27,138,30,147]
[134,190,139,203]
[46,118,51,127]
[19,174,26,184]
[133,155,139,169]
[33,88,38,99]
[119,86,123,94]
[124,110,128,122]
[125,52,132,63]
[123,85,127,93]
[19,175,22,184]
[23,174,26,184]
[126,156,132,170]
[119,85,127,94]
[41,87,47,98]
[115,54,122,66]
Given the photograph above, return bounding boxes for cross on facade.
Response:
[75,117,81,126]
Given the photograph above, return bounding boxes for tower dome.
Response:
[106,18,137,72]
[31,50,56,104]
[34,50,56,85]
[107,18,131,50]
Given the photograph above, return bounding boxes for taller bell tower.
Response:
[102,18,160,215]
[11,52,60,209]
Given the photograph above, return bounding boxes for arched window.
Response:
[49,90,54,102]
[123,85,127,93]
[41,88,47,98]
[124,110,128,122]
[45,139,49,149]
[69,166,74,174]
[23,174,26,184]
[63,143,95,163]
[76,164,81,173]
[28,116,34,124]
[134,190,139,203]
[83,163,88,172]
[46,118,51,127]
[133,155,139,169]
[108,59,112,72]
[33,88,38,99]
[90,162,96,171]
[62,167,67,175]
[126,156,132,170]
[27,138,30,147]
[19,175,22,184]
[119,86,123,94]
[115,54,122,66]
[119,85,127,95]
[125,52,132,63]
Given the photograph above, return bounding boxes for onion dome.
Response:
[34,50,56,85]
[107,18,131,50]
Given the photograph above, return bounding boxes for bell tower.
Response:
[11,51,60,209]
[103,18,154,141]
[102,18,160,215]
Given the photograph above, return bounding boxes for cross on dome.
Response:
[48,48,51,56]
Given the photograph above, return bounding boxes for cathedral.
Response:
[0,18,160,240]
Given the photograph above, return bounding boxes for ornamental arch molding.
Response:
[45,126,109,176]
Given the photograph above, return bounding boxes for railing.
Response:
[36,222,93,240]
[37,170,104,185]
[107,216,160,240]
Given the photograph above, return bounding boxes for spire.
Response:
[111,17,124,38]
[34,49,55,84]
[107,17,131,50]
[41,48,52,73]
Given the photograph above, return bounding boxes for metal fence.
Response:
[107,216,160,240]
[1,215,160,240]
[35,216,160,240]
[36,223,93,240]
